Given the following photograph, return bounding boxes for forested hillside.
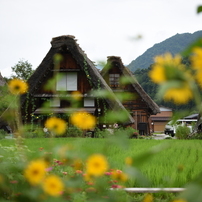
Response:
[128,30,202,72]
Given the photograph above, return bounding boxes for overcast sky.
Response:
[0,0,201,78]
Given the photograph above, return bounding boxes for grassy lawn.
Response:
[1,138,202,188]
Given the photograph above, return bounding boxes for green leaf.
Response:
[101,110,130,123]
[120,75,137,85]
[181,38,202,57]
[92,90,115,100]
[114,92,136,102]
[156,80,184,100]
[197,6,202,14]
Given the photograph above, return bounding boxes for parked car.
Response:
[164,119,197,137]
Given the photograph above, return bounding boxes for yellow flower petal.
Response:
[45,117,67,135]
[191,47,202,70]
[8,79,28,95]
[149,65,166,84]
[163,83,193,104]
[142,193,153,202]
[70,111,96,130]
[111,170,128,182]
[42,175,64,197]
[86,154,108,176]
[24,159,47,185]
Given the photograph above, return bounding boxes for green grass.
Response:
[1,138,202,188]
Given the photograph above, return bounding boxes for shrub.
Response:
[116,127,138,139]
[175,126,191,139]
[66,126,83,137]
[94,128,108,138]
[189,132,202,139]
[0,129,7,139]
[21,126,45,138]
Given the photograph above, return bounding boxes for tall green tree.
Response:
[11,59,34,80]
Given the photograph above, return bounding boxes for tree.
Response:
[11,59,34,80]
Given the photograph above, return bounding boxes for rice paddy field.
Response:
[1,137,202,189]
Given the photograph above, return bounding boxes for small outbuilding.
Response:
[151,106,173,133]
[101,56,160,135]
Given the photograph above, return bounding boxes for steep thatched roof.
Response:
[21,36,134,125]
[101,56,160,115]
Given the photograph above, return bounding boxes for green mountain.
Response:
[127,30,202,72]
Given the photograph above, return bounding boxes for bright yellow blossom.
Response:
[83,173,94,182]
[149,53,182,84]
[111,170,128,182]
[154,52,181,66]
[125,157,133,166]
[142,193,153,202]
[70,111,96,130]
[163,83,193,104]
[72,158,83,170]
[71,91,82,100]
[24,159,47,185]
[149,65,166,83]
[45,117,67,135]
[42,175,64,197]
[172,199,187,202]
[8,79,28,95]
[191,47,202,87]
[86,154,109,176]
[191,47,202,69]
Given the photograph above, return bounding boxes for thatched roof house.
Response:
[21,36,134,128]
[101,56,160,134]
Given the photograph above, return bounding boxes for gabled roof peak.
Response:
[107,56,122,62]
[52,35,76,41]
[51,35,77,47]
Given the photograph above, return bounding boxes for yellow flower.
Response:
[24,159,47,185]
[149,53,182,84]
[172,199,187,202]
[195,70,202,88]
[71,91,82,100]
[86,154,109,176]
[8,79,28,95]
[125,157,133,166]
[191,47,202,69]
[154,52,181,66]
[149,64,166,84]
[45,117,67,135]
[42,175,64,197]
[111,170,128,182]
[191,47,202,88]
[70,111,96,130]
[72,158,83,170]
[142,193,153,202]
[163,83,193,104]
[83,173,93,182]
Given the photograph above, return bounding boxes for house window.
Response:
[56,72,77,91]
[109,74,120,88]
[84,98,94,107]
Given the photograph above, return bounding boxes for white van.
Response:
[164,119,197,136]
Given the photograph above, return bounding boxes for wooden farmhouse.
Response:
[20,35,134,130]
[101,56,160,135]
[151,106,173,133]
